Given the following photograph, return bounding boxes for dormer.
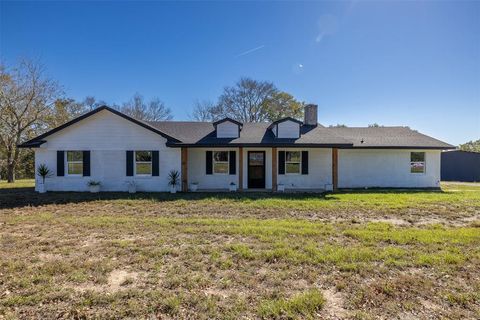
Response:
[213,118,243,138]
[269,117,303,139]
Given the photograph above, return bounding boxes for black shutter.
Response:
[301,151,308,175]
[206,151,213,175]
[278,151,285,175]
[229,151,236,175]
[57,151,64,176]
[152,151,159,176]
[83,151,91,176]
[126,151,134,176]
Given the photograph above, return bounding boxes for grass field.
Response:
[0,180,479,319]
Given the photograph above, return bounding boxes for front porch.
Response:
[180,147,338,192]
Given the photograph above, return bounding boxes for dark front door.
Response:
[248,151,265,189]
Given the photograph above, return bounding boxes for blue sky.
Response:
[1,1,479,145]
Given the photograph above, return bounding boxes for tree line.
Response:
[0,60,305,182]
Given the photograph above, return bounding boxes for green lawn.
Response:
[0,180,479,319]
[0,179,35,189]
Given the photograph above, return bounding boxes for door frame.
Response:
[247,151,266,189]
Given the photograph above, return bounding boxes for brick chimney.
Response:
[304,104,318,126]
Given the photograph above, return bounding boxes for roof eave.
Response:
[166,142,354,148]
[18,140,47,148]
[267,117,303,130]
[212,117,243,128]
[350,145,456,150]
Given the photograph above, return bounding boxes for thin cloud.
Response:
[315,14,338,43]
[235,45,265,58]
[315,1,357,43]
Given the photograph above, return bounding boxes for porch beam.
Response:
[181,147,188,192]
[238,147,243,191]
[272,147,277,192]
[332,148,338,191]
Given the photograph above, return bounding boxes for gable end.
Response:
[18,106,180,148]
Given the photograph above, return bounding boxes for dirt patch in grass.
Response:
[108,269,139,291]
[321,288,349,319]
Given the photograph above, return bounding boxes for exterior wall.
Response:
[216,121,239,138]
[188,148,238,189]
[277,148,332,190]
[338,149,441,188]
[277,121,300,138]
[187,147,331,190]
[35,109,180,192]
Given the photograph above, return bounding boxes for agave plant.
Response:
[36,164,52,184]
[168,170,180,187]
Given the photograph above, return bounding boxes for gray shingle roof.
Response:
[328,127,454,149]
[148,121,454,149]
[148,122,352,147]
[19,106,454,149]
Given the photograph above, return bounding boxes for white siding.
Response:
[188,148,238,190]
[216,121,239,138]
[35,109,180,192]
[277,120,300,138]
[338,149,441,188]
[277,148,332,190]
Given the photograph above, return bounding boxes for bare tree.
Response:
[192,78,304,123]
[191,100,218,121]
[42,98,89,128]
[83,96,106,111]
[121,93,172,121]
[218,78,277,122]
[0,60,62,182]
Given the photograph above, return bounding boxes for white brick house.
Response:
[20,104,453,192]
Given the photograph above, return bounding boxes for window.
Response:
[410,152,425,173]
[285,151,301,174]
[135,151,152,175]
[67,151,83,175]
[213,151,229,174]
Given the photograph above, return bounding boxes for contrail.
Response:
[235,45,265,58]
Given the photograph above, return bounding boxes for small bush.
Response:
[228,243,255,260]
[258,289,325,319]
[162,295,182,315]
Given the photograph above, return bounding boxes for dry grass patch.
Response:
[0,181,479,319]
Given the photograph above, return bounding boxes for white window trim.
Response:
[213,151,229,175]
[285,151,302,175]
[65,151,83,177]
[135,151,153,177]
[410,152,426,174]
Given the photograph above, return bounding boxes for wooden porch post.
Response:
[181,147,188,192]
[332,148,338,191]
[238,147,243,191]
[272,147,277,192]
